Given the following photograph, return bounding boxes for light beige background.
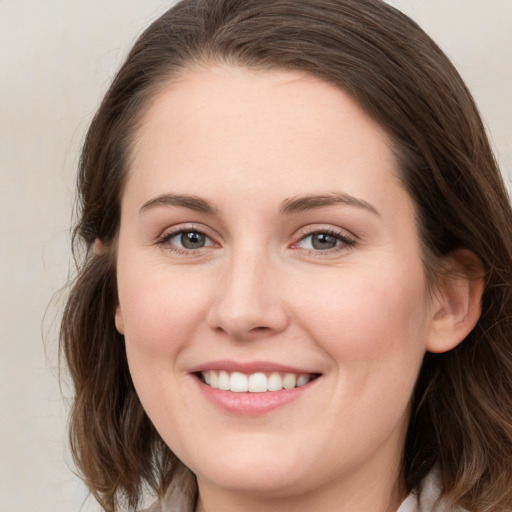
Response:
[0,1,510,511]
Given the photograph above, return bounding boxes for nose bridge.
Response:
[208,243,288,339]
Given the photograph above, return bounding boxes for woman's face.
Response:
[115,66,437,507]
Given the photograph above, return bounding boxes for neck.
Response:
[195,462,406,512]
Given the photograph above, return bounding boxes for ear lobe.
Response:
[115,305,125,335]
[426,249,485,354]
[93,238,107,256]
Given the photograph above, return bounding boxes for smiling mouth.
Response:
[198,370,319,393]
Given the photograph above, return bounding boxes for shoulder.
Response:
[139,497,193,512]
[397,471,469,512]
[139,504,160,512]
[139,465,196,512]
[139,480,195,512]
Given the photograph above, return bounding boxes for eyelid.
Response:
[291,225,357,251]
[153,223,357,255]
[155,223,220,253]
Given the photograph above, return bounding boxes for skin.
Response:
[113,65,482,512]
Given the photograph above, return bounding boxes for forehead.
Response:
[126,65,406,216]
[134,64,392,154]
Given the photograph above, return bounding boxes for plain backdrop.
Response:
[0,1,510,510]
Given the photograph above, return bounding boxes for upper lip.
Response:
[188,360,320,375]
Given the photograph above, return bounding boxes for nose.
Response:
[207,247,289,341]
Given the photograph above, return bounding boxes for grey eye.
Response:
[296,229,355,252]
[180,231,207,249]
[310,232,339,250]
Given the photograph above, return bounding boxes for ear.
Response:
[95,237,123,332]
[93,238,107,256]
[115,304,125,335]
[426,249,485,354]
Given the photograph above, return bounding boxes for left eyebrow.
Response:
[139,193,219,215]
[279,192,380,216]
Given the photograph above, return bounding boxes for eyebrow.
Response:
[140,193,218,215]
[139,191,380,217]
[279,192,380,216]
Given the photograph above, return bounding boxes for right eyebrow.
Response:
[139,193,218,215]
[279,192,380,217]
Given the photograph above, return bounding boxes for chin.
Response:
[198,464,309,497]
[185,437,314,496]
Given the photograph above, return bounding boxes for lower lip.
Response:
[194,376,319,416]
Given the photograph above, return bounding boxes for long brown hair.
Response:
[61,1,512,510]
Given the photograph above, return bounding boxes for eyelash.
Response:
[292,228,357,254]
[155,226,357,255]
[156,226,217,255]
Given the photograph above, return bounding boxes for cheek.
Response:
[302,262,429,437]
[116,260,212,433]
[117,259,213,358]
[291,260,429,368]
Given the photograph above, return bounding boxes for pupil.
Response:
[181,231,205,249]
[312,233,337,250]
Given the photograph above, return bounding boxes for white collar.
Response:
[397,470,465,512]
[147,469,454,512]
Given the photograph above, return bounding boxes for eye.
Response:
[157,228,216,252]
[176,230,208,249]
[295,229,355,251]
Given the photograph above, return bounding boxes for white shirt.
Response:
[396,471,462,512]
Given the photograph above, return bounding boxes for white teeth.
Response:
[230,372,249,392]
[296,374,309,387]
[210,370,218,389]
[248,372,267,393]
[201,370,314,393]
[267,372,283,391]
[218,370,230,391]
[283,373,297,390]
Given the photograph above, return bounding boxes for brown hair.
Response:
[61,1,512,510]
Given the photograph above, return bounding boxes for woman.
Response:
[61,0,512,511]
